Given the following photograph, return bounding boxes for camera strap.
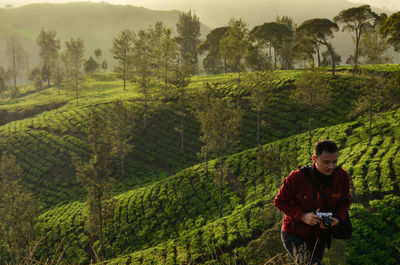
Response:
[300,166,329,209]
[301,166,333,249]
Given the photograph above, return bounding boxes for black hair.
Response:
[314,139,338,157]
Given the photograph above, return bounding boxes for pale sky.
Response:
[2,0,400,11]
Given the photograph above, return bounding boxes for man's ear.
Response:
[312,155,317,162]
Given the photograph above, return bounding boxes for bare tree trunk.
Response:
[257,110,260,145]
[121,154,124,178]
[308,106,312,147]
[316,43,321,67]
[219,157,223,218]
[368,109,372,146]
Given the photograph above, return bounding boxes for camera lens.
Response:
[322,216,331,227]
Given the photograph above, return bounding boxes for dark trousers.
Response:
[281,230,326,265]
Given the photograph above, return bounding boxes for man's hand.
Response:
[319,216,340,230]
[301,212,322,226]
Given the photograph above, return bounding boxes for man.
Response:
[274,139,351,265]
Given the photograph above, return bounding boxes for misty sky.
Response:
[3,0,400,11]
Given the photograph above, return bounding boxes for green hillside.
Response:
[1,65,399,264]
[0,70,360,208]
[34,107,400,264]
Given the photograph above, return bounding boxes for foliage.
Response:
[348,196,400,265]
[73,110,115,258]
[176,10,201,74]
[110,29,135,90]
[333,5,379,70]
[0,153,39,265]
[291,68,332,143]
[65,37,85,104]
[296,18,339,76]
[380,11,400,51]
[36,29,61,86]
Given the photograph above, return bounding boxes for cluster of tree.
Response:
[198,5,400,77]
[0,29,110,102]
[3,5,400,102]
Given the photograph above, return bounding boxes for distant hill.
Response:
[0,2,212,71]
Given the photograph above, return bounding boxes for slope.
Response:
[0,70,360,208]
[33,107,400,264]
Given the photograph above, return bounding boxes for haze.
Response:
[4,0,400,11]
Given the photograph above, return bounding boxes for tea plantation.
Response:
[0,67,399,264]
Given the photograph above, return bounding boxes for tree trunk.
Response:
[257,111,260,145]
[75,75,79,105]
[354,28,361,72]
[368,109,372,146]
[219,157,223,218]
[236,71,241,103]
[224,57,227,73]
[328,44,336,77]
[316,44,321,67]
[123,62,126,91]
[98,193,104,259]
[308,106,312,147]
[121,154,124,178]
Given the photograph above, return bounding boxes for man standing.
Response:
[274,140,351,264]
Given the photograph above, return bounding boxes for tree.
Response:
[109,100,134,178]
[220,18,250,102]
[0,153,38,264]
[36,28,61,87]
[150,21,164,77]
[0,66,6,97]
[159,26,179,97]
[250,22,292,70]
[256,145,297,188]
[73,111,115,258]
[60,49,72,97]
[130,28,157,129]
[359,28,392,64]
[198,26,229,74]
[244,71,276,145]
[101,60,108,72]
[52,57,64,95]
[192,82,225,176]
[296,18,339,77]
[5,36,28,97]
[321,49,341,67]
[176,10,201,74]
[65,38,84,104]
[168,63,192,151]
[334,5,379,71]
[291,69,332,145]
[292,36,316,67]
[84,56,99,74]
[380,12,400,51]
[350,74,387,146]
[94,48,102,71]
[110,29,135,90]
[276,15,296,70]
[194,91,242,218]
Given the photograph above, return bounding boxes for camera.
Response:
[316,212,333,227]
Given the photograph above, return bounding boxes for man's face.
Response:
[312,151,338,176]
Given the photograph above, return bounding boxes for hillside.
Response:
[1,66,400,264]
[0,69,362,208]
[34,107,400,264]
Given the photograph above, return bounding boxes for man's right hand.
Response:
[301,212,322,226]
